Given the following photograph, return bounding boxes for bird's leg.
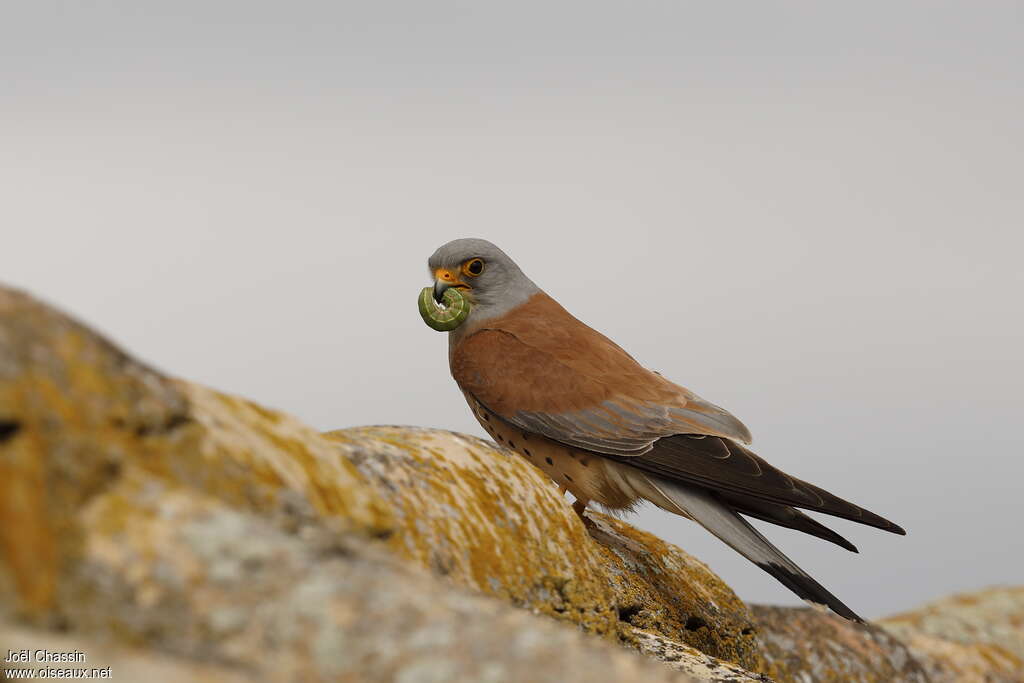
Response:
[558,484,567,496]
[572,497,594,528]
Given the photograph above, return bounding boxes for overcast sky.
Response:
[3,1,1022,618]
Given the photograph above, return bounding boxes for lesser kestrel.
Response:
[422,238,905,622]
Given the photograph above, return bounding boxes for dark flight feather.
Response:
[720,495,859,552]
[614,435,906,535]
[627,472,866,622]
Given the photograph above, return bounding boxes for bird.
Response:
[422,237,905,623]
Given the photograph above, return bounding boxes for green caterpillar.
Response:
[418,286,471,331]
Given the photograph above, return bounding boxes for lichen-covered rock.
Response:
[2,621,250,683]
[880,586,1024,682]
[0,286,391,625]
[2,505,694,683]
[751,605,930,682]
[631,630,770,681]
[0,284,718,681]
[752,592,1024,683]
[326,426,759,669]
[0,285,695,682]
[3,283,1021,683]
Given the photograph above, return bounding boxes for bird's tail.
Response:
[610,466,865,623]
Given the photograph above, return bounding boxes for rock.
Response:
[0,284,716,681]
[751,605,930,682]
[326,426,759,669]
[2,621,251,683]
[752,592,1024,683]
[2,283,1021,683]
[880,586,1024,682]
[0,286,391,626]
[631,630,770,681]
[1,516,693,682]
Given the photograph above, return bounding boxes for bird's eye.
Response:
[463,258,485,276]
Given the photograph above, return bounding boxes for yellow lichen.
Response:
[323,426,759,668]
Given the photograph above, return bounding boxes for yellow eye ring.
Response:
[462,258,485,277]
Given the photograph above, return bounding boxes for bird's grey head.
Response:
[427,238,540,323]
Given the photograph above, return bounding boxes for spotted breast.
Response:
[463,392,639,513]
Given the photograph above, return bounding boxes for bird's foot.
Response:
[558,485,567,497]
[572,498,595,529]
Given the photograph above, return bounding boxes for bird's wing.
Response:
[619,436,905,534]
[611,469,865,621]
[450,296,751,456]
[450,295,904,535]
[717,494,859,552]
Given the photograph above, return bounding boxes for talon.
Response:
[572,498,594,527]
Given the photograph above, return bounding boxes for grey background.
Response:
[3,2,1021,618]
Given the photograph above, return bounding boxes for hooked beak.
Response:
[432,267,469,303]
[433,279,448,303]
